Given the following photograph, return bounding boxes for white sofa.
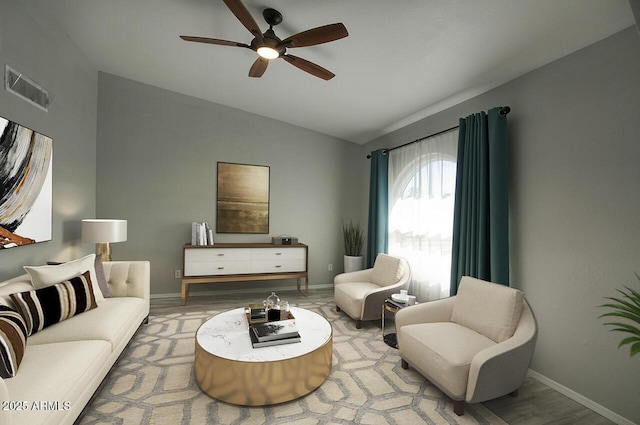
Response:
[0,257,150,425]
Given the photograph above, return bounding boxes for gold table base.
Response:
[195,332,332,406]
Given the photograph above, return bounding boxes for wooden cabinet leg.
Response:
[297,276,309,297]
[181,281,189,306]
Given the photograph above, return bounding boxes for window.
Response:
[388,129,458,301]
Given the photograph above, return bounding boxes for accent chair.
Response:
[395,276,537,415]
[334,253,411,329]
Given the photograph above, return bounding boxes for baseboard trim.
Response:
[527,370,636,425]
[150,283,334,299]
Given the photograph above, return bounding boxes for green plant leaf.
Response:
[623,285,640,308]
[604,322,640,337]
[600,310,640,325]
[599,277,640,358]
[613,291,640,309]
[617,336,640,348]
[600,296,640,315]
[342,220,364,256]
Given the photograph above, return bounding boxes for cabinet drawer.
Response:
[185,248,251,262]
[251,259,306,274]
[185,260,250,276]
[251,247,305,261]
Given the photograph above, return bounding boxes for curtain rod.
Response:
[366,106,510,159]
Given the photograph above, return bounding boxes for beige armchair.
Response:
[334,253,411,329]
[396,276,537,416]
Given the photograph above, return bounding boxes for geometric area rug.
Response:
[79,298,508,425]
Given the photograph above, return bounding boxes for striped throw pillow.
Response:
[10,271,98,336]
[0,304,28,378]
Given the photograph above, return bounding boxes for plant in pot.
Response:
[599,274,640,357]
[343,220,364,273]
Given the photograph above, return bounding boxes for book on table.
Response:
[249,319,299,342]
[249,330,301,348]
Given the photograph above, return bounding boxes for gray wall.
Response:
[96,73,364,296]
[0,1,97,280]
[3,1,639,421]
[363,26,640,424]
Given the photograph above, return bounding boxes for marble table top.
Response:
[196,307,332,362]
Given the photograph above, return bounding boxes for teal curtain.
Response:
[450,107,509,295]
[366,149,388,268]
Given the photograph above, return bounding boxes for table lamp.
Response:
[82,219,127,262]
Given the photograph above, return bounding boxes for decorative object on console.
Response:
[82,219,127,261]
[0,115,53,249]
[217,162,269,234]
[191,221,214,245]
[272,235,298,245]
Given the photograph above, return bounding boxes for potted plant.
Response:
[599,274,640,357]
[343,220,364,273]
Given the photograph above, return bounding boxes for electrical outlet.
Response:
[175,270,181,279]
[328,264,333,271]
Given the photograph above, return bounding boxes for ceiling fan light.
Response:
[257,46,279,59]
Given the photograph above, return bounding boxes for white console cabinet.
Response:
[181,243,308,305]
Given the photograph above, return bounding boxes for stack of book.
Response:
[191,222,214,245]
[249,319,301,348]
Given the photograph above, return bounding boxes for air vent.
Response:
[5,65,51,111]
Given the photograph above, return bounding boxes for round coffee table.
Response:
[194,307,333,406]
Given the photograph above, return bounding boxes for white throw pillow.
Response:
[24,254,105,303]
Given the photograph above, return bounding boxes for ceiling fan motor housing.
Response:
[263,8,283,27]
[251,27,286,56]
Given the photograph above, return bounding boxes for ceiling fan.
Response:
[180,0,348,80]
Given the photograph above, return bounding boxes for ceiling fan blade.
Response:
[249,57,269,78]
[281,23,348,48]
[281,54,335,80]
[222,0,263,39]
[180,36,249,48]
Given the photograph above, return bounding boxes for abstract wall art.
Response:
[216,162,269,234]
[0,116,53,249]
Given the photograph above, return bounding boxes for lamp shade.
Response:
[82,219,127,243]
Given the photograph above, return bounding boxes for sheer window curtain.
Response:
[388,129,458,301]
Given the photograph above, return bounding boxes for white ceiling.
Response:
[27,0,635,144]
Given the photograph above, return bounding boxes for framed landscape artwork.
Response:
[216,162,270,234]
[0,115,53,249]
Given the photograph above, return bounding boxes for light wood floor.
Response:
[151,288,616,425]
